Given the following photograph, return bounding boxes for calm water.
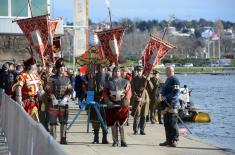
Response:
[175,74,235,152]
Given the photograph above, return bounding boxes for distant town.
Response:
[0,0,235,68]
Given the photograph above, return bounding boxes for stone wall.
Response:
[0,29,74,64]
[0,35,32,64]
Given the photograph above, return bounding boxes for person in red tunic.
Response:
[12,56,41,122]
[103,66,132,147]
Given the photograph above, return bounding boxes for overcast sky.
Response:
[52,0,235,23]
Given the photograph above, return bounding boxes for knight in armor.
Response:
[159,66,180,147]
[46,58,72,144]
[103,66,131,147]
[12,56,41,122]
[90,64,109,144]
[147,69,164,124]
[131,65,149,135]
[38,61,54,131]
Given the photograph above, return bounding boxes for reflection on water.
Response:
[176,74,235,151]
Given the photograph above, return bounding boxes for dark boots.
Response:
[102,130,109,144]
[60,137,67,145]
[93,129,109,144]
[93,129,99,144]
[60,124,67,145]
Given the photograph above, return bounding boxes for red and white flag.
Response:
[44,19,60,63]
[96,27,125,66]
[142,35,175,77]
[16,15,60,66]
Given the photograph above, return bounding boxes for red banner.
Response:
[16,15,60,65]
[142,35,176,77]
[44,20,60,63]
[96,27,125,66]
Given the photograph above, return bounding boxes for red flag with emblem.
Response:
[142,35,176,77]
[96,27,125,66]
[44,19,60,63]
[16,15,60,66]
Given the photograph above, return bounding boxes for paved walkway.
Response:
[58,107,231,155]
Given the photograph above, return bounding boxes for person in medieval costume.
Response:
[103,66,131,147]
[147,69,164,124]
[46,58,72,144]
[12,56,41,122]
[90,64,109,144]
[131,65,150,135]
[38,61,54,131]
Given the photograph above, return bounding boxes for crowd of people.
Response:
[0,57,181,147]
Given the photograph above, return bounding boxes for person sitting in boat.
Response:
[179,85,190,109]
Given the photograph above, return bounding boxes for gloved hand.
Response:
[52,99,58,106]
[59,97,68,106]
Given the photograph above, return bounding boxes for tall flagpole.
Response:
[105,0,112,28]
[27,0,33,17]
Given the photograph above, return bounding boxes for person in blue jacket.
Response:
[159,66,180,147]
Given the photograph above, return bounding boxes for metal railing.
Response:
[0,89,68,155]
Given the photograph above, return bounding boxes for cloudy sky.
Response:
[52,0,235,23]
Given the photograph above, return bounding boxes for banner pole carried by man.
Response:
[95,0,132,147]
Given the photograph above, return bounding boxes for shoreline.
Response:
[185,134,235,155]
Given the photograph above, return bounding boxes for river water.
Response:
[175,74,235,153]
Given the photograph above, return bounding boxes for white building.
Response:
[0,0,63,34]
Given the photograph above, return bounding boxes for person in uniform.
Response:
[159,66,180,147]
[90,64,109,144]
[131,65,149,135]
[103,66,131,147]
[147,69,164,124]
[46,58,72,144]
[12,56,41,122]
[38,61,54,131]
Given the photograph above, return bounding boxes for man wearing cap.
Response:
[38,61,54,131]
[103,66,131,147]
[159,66,180,147]
[131,65,149,135]
[12,57,41,122]
[46,58,72,144]
[147,69,164,124]
[90,64,109,144]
